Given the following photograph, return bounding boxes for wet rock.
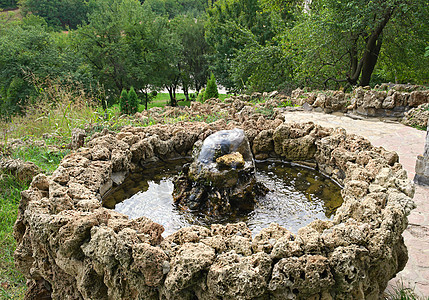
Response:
[216,152,245,168]
[173,128,266,217]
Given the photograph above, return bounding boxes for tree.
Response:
[119,88,129,114]
[171,16,210,99]
[20,0,89,29]
[231,45,293,92]
[143,0,208,18]
[73,0,167,99]
[285,0,429,88]
[205,0,278,91]
[204,73,219,100]
[0,0,17,9]
[128,86,139,114]
[0,17,60,116]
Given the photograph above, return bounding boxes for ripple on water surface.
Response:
[103,160,343,237]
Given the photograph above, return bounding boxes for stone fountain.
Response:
[173,128,266,216]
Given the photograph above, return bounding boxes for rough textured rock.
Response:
[14,105,415,300]
[0,158,41,183]
[173,128,266,217]
[414,124,429,186]
[70,128,86,150]
[288,86,429,119]
[402,103,429,130]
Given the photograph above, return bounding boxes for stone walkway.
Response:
[282,111,429,297]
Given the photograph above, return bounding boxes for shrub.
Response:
[196,88,205,103]
[119,89,129,114]
[204,73,219,101]
[128,87,139,114]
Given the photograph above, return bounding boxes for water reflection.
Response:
[103,160,343,236]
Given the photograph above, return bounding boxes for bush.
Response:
[204,73,219,101]
[128,86,139,114]
[196,88,205,102]
[119,89,129,114]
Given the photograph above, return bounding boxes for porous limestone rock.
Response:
[414,123,429,185]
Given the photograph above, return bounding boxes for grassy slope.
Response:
[0,175,27,299]
[0,142,70,299]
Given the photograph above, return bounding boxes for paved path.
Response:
[283,111,429,297]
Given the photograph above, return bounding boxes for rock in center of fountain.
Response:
[173,128,266,216]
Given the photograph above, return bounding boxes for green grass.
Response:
[385,281,429,300]
[11,146,71,174]
[0,174,27,299]
[0,145,70,299]
[137,93,231,111]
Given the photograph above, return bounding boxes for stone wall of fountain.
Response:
[14,112,415,299]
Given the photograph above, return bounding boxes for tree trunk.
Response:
[166,86,177,107]
[358,8,393,86]
[183,86,189,101]
[145,93,148,110]
[359,37,382,86]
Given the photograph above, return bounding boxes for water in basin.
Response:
[102,159,343,236]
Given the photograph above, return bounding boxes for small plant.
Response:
[384,281,428,300]
[128,87,139,114]
[119,89,130,114]
[196,88,205,103]
[204,73,219,101]
[0,173,27,299]
[280,99,294,107]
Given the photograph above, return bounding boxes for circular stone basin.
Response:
[102,160,343,236]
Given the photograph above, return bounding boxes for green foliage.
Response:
[143,0,207,18]
[231,44,293,92]
[20,0,89,29]
[196,88,205,102]
[0,18,59,117]
[0,173,27,299]
[283,0,429,88]
[0,0,17,9]
[128,86,139,114]
[205,0,278,91]
[171,16,209,95]
[120,89,130,114]
[385,281,429,300]
[11,146,70,174]
[204,73,219,100]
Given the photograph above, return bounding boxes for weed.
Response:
[11,146,70,174]
[280,99,294,107]
[384,281,428,300]
[254,107,275,119]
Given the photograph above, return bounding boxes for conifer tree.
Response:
[204,73,219,101]
[128,86,139,114]
[120,89,129,114]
